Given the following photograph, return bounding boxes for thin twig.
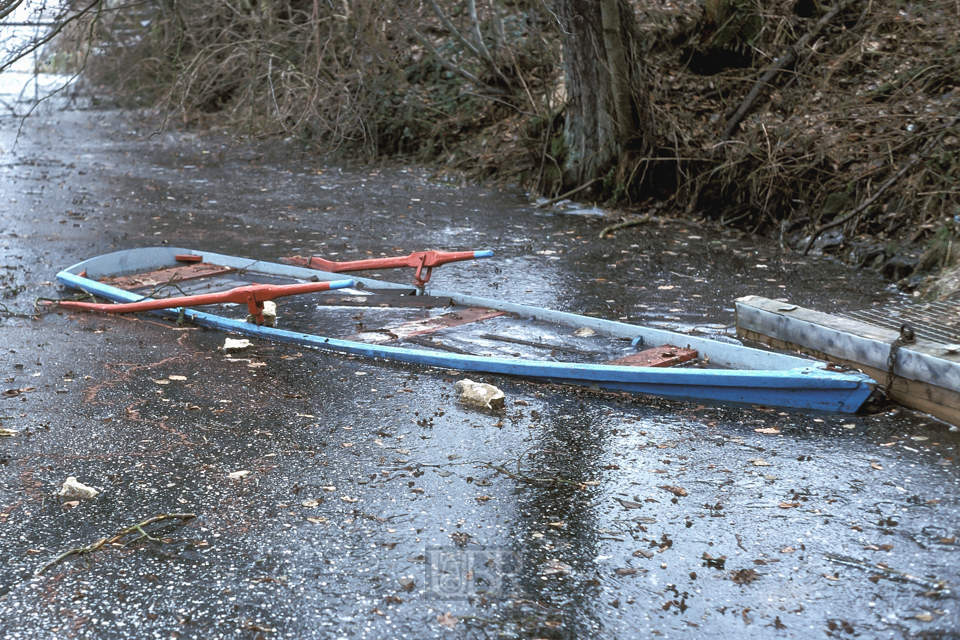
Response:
[482,462,588,488]
[802,119,958,255]
[36,513,196,575]
[534,177,601,209]
[724,1,850,139]
[824,553,950,594]
[599,213,652,238]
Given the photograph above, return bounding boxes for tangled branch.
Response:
[36,513,196,575]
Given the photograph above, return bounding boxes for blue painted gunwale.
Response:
[56,247,876,413]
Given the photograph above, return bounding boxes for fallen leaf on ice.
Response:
[731,568,760,584]
[437,612,458,628]
[659,485,688,497]
[540,559,572,575]
[228,470,250,479]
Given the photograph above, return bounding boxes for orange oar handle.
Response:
[54,279,354,324]
[287,250,493,286]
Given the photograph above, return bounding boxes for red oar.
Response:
[53,279,354,324]
[284,250,494,286]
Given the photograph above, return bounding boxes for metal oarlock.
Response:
[50,279,354,325]
[284,249,494,287]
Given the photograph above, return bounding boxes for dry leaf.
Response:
[778,502,799,509]
[731,568,760,584]
[437,612,459,628]
[659,485,688,497]
[540,559,572,575]
[870,462,883,470]
[754,428,780,434]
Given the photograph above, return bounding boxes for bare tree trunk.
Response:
[555,0,652,189]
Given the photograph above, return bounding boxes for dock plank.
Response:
[735,295,960,425]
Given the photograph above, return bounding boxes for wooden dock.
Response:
[736,295,960,425]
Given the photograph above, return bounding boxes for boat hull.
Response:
[55,247,876,413]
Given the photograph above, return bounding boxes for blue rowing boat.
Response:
[54,247,876,413]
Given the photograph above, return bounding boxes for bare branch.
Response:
[466,0,493,62]
[410,26,484,87]
[0,0,102,75]
[425,0,483,60]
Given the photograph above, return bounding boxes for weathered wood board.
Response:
[735,295,960,426]
[608,345,698,368]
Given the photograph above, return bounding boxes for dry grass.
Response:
[45,0,960,281]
